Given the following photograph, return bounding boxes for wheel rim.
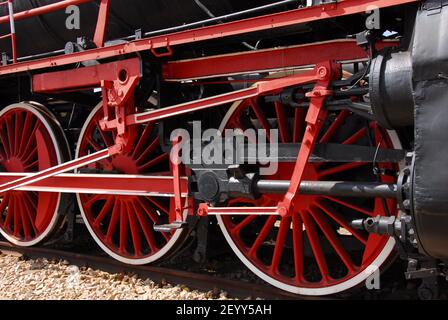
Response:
[76,104,188,265]
[0,103,67,246]
[217,97,401,296]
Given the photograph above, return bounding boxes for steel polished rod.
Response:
[255,180,398,198]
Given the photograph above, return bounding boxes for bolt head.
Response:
[317,66,328,79]
[278,207,288,217]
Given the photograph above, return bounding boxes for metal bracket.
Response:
[149,39,173,58]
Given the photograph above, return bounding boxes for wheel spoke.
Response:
[317,162,368,178]
[315,200,368,245]
[84,194,103,208]
[136,137,161,165]
[18,199,31,239]
[137,152,169,172]
[19,123,38,160]
[342,127,367,145]
[87,136,102,152]
[22,193,38,234]
[93,197,115,227]
[0,126,10,158]
[302,210,330,282]
[6,116,15,157]
[14,112,24,156]
[320,110,350,143]
[4,194,13,230]
[323,196,374,217]
[132,122,155,158]
[13,196,22,237]
[293,108,306,143]
[292,213,304,281]
[106,200,121,243]
[0,193,10,224]
[146,197,169,215]
[308,207,356,272]
[132,200,160,251]
[230,215,257,236]
[137,197,160,223]
[250,98,271,142]
[248,215,277,258]
[119,203,129,254]
[274,102,290,143]
[126,202,143,257]
[21,146,38,166]
[270,216,291,273]
[19,113,35,156]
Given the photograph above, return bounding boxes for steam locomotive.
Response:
[0,0,446,299]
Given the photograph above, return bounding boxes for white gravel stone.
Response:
[0,253,235,300]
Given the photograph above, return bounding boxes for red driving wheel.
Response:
[0,103,69,246]
[76,104,188,265]
[217,96,401,296]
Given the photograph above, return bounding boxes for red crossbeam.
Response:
[163,40,398,81]
[32,57,141,93]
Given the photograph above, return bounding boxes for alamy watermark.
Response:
[365,265,381,290]
[366,6,381,30]
[65,5,80,30]
[170,122,279,176]
[63,4,382,31]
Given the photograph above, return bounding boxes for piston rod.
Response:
[255,180,398,198]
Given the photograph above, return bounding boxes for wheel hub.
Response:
[3,157,26,172]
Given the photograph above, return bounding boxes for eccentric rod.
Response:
[255,180,398,198]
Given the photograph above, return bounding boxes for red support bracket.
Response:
[99,75,140,151]
[149,39,173,58]
[32,58,142,153]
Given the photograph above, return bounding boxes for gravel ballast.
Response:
[0,251,232,300]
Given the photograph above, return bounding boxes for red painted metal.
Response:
[199,61,339,217]
[218,94,400,291]
[0,148,114,194]
[171,136,184,222]
[0,0,17,63]
[32,58,141,93]
[33,58,143,153]
[93,0,110,48]
[0,105,62,243]
[0,0,417,76]
[163,40,399,81]
[7,70,312,194]
[277,62,338,217]
[0,173,188,197]
[76,104,187,262]
[0,0,93,25]
[132,69,319,124]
